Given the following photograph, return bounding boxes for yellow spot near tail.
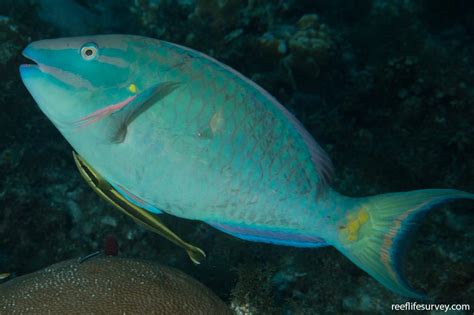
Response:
[339,207,370,243]
[358,208,369,223]
[128,84,137,94]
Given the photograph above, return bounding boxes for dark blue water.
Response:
[0,0,473,313]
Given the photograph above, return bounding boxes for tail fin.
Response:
[334,189,474,298]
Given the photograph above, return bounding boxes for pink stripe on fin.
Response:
[73,95,137,128]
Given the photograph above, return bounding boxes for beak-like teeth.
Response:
[22,44,40,66]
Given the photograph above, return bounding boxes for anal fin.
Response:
[209,221,327,248]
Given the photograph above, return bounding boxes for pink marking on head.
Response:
[73,95,137,129]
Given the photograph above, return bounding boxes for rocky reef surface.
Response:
[1,0,473,314]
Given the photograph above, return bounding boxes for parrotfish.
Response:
[20,35,473,298]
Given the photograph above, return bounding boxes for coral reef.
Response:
[1,0,473,314]
[287,14,334,83]
[0,256,231,314]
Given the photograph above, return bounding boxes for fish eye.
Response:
[80,43,98,61]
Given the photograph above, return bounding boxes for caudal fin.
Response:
[334,189,474,298]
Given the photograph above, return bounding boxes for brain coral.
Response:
[0,257,231,314]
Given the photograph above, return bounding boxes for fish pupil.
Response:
[85,49,93,56]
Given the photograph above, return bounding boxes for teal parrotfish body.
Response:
[20,35,474,298]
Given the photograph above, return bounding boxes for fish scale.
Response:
[20,35,474,298]
[146,54,312,223]
[67,47,304,225]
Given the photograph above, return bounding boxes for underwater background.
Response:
[0,0,473,314]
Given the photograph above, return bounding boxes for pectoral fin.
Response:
[108,81,180,143]
[72,151,205,264]
[73,82,180,143]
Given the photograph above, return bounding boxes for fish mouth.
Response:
[20,45,93,90]
[20,45,57,75]
[19,47,43,84]
[20,47,44,71]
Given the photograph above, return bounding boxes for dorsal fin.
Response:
[269,101,334,188]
